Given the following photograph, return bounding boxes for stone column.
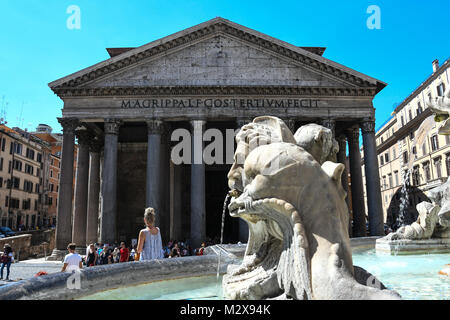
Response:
[236,118,251,243]
[50,118,79,259]
[146,119,163,224]
[100,119,121,245]
[361,119,385,236]
[160,124,171,242]
[72,129,92,249]
[170,161,183,241]
[336,134,352,237]
[145,120,162,206]
[346,126,367,237]
[190,119,206,249]
[86,138,102,245]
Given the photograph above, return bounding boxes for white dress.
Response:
[139,227,164,260]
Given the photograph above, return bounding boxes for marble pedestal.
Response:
[46,249,67,262]
[375,238,450,255]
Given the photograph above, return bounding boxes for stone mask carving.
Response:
[224,116,400,300]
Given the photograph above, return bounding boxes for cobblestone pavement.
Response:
[0,258,63,286]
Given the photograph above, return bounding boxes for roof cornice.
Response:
[53,85,378,98]
[49,17,386,95]
[393,58,450,113]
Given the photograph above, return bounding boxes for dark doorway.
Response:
[205,167,239,244]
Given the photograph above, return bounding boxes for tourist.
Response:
[196,242,206,256]
[98,245,112,265]
[0,244,14,281]
[61,243,82,273]
[85,244,98,267]
[119,242,129,263]
[164,245,171,258]
[170,242,181,258]
[130,244,137,261]
[136,207,163,260]
[111,247,119,263]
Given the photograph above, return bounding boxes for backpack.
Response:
[1,253,10,264]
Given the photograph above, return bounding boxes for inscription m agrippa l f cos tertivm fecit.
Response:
[120,98,321,109]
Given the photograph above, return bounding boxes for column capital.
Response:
[345,126,360,142]
[88,138,103,153]
[146,119,164,135]
[360,119,376,134]
[58,118,79,134]
[190,119,206,130]
[321,119,336,132]
[104,119,122,135]
[75,129,93,146]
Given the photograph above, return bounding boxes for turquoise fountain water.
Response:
[79,248,449,300]
[352,249,449,300]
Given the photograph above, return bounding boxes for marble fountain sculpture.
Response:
[376,88,450,255]
[223,116,401,300]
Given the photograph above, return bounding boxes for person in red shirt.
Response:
[119,242,130,263]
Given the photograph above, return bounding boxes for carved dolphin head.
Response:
[227,116,295,193]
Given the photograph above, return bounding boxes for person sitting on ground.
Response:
[0,244,14,281]
[85,244,98,267]
[119,242,129,263]
[61,243,82,273]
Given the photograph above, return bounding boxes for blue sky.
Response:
[0,0,448,133]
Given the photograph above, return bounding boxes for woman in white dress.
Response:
[137,207,164,260]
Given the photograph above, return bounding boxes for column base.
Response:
[75,247,87,256]
[46,249,67,262]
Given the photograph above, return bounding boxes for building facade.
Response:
[49,18,387,254]
[362,58,450,228]
[0,125,48,229]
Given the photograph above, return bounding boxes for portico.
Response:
[48,17,386,256]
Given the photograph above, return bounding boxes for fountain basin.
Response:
[0,253,240,300]
[1,240,447,300]
[76,247,450,300]
[376,238,450,255]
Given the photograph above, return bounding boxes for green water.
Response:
[79,249,449,300]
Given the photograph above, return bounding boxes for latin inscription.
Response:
[120,98,320,109]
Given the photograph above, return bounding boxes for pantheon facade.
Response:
[49,18,386,254]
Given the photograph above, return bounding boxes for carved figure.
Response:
[385,178,450,240]
[427,87,450,134]
[224,116,400,300]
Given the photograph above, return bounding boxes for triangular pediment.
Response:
[49,17,386,95]
[82,35,352,88]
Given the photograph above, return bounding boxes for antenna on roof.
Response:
[16,101,25,128]
[0,96,8,125]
